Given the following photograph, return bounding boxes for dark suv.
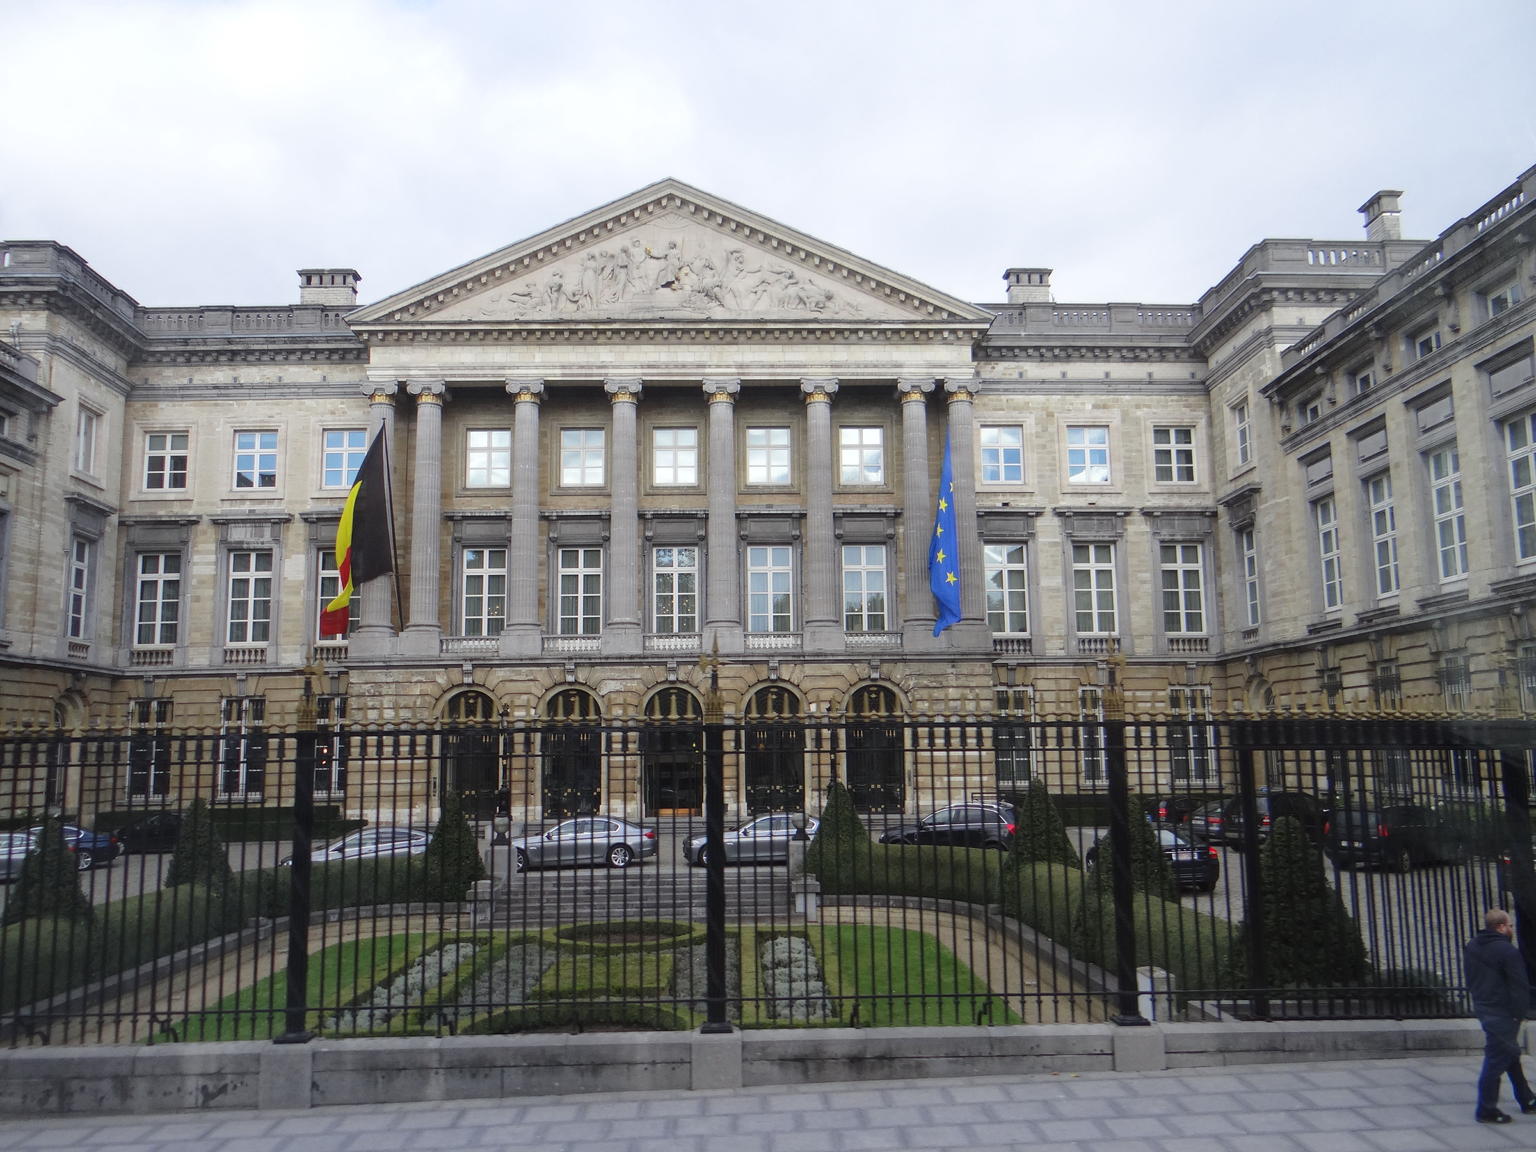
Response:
[877,802,1017,850]
[1210,789,1324,847]
[1325,804,1462,871]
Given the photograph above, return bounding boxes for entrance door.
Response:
[845,684,904,812]
[643,687,702,816]
[542,689,602,818]
[444,690,500,818]
[744,685,805,813]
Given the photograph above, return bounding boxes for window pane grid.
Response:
[983,543,1029,633]
[465,429,511,487]
[1506,413,1536,562]
[979,425,1024,484]
[233,431,278,489]
[1429,446,1468,580]
[747,545,793,632]
[1315,497,1342,610]
[461,547,507,637]
[135,552,182,646]
[653,546,698,634]
[1239,527,1260,627]
[322,428,368,489]
[653,428,699,486]
[560,429,605,486]
[317,549,360,639]
[1071,542,1116,633]
[841,544,887,632]
[1367,473,1400,597]
[1158,542,1204,633]
[1066,426,1111,483]
[144,432,189,490]
[838,427,884,485]
[558,547,603,635]
[227,551,273,643]
[1153,426,1196,483]
[746,427,791,485]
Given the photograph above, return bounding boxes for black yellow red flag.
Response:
[320,429,393,636]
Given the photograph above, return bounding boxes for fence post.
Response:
[1235,720,1268,1019]
[700,649,732,1033]
[275,662,320,1045]
[1102,655,1147,1025]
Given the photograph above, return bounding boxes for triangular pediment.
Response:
[349,180,991,328]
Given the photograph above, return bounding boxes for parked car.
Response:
[877,801,1017,850]
[284,826,430,866]
[1210,789,1325,847]
[112,811,185,854]
[683,814,820,866]
[1325,804,1464,871]
[1085,827,1220,892]
[511,816,657,871]
[0,824,122,876]
[1144,795,1207,826]
[1183,799,1230,843]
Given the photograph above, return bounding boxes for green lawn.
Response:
[813,924,1020,1027]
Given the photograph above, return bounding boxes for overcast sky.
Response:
[5,0,1535,310]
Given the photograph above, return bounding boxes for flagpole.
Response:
[380,430,404,631]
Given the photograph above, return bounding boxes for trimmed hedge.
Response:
[94,806,364,843]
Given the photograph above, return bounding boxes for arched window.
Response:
[642,687,702,816]
[542,689,602,817]
[845,684,904,812]
[744,686,804,813]
[443,690,500,817]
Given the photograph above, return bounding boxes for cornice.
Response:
[354,323,986,346]
[27,334,136,398]
[977,343,1200,364]
[135,343,367,367]
[129,381,366,402]
[0,283,144,358]
[1190,285,1362,358]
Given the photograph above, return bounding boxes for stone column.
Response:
[350,382,398,658]
[800,378,842,651]
[703,379,742,652]
[400,380,445,657]
[943,376,991,646]
[898,377,937,644]
[501,380,544,658]
[604,378,643,654]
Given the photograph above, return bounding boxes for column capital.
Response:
[362,381,398,404]
[604,378,643,402]
[943,376,978,403]
[702,378,741,401]
[406,379,446,403]
[800,378,839,403]
[505,379,545,403]
[897,377,935,402]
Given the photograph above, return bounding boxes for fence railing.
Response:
[1,712,1532,1046]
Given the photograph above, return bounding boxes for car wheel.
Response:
[608,844,634,869]
[695,846,711,867]
[74,850,94,872]
[514,849,528,874]
[1393,846,1413,873]
[982,839,1006,852]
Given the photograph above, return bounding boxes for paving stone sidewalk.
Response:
[0,1056,1528,1152]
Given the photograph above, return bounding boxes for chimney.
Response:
[298,268,361,306]
[1004,267,1053,304]
[1357,191,1403,242]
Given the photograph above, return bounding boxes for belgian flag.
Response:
[320,429,394,637]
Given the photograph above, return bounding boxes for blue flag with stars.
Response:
[929,435,962,636]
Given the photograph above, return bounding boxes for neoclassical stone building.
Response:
[2,171,1534,820]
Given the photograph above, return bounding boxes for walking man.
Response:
[1465,907,1535,1124]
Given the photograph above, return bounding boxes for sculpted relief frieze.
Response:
[429,216,911,324]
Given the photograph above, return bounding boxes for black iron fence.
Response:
[1,709,1533,1045]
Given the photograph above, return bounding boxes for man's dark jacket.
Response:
[1465,928,1532,1019]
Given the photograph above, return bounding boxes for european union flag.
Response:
[929,436,962,636]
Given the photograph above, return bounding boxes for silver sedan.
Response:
[682,814,821,866]
[511,817,657,872]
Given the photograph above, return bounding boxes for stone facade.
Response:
[2,172,1534,820]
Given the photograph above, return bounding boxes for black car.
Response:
[1085,827,1220,893]
[1325,804,1463,871]
[1183,799,1230,844]
[1210,789,1324,847]
[877,802,1017,850]
[1144,795,1207,826]
[113,811,185,854]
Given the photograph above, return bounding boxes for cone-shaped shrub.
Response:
[1226,814,1369,990]
[3,815,93,926]
[1070,808,1177,960]
[1009,779,1081,868]
[165,797,233,896]
[422,789,486,901]
[804,779,871,886]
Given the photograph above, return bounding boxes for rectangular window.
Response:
[652,428,699,486]
[1428,445,1468,581]
[67,537,93,639]
[1153,426,1196,483]
[560,428,605,486]
[979,425,1024,484]
[322,428,368,489]
[745,426,791,485]
[461,547,507,637]
[1485,280,1523,319]
[1366,473,1400,598]
[1233,401,1252,465]
[1412,324,1443,361]
[1372,661,1403,711]
[993,685,1034,784]
[219,695,267,799]
[144,432,189,491]
[1299,394,1324,426]
[841,544,887,633]
[1489,352,1534,398]
[226,551,273,644]
[652,546,698,634]
[315,695,348,797]
[134,552,182,646]
[233,430,279,489]
[1239,527,1260,628]
[1066,425,1111,483]
[1415,392,1455,433]
[1167,686,1214,784]
[465,429,512,487]
[557,547,603,635]
[1072,542,1117,634]
[838,426,884,485]
[1440,654,1472,712]
[1315,497,1342,611]
[75,407,100,475]
[1079,686,1107,783]
[126,698,173,799]
[316,549,359,640]
[1348,364,1377,398]
[983,544,1029,634]
[1159,543,1205,634]
[747,545,793,633]
[1505,412,1536,561]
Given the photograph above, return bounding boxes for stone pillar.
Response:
[800,378,843,652]
[703,379,742,651]
[898,378,937,644]
[604,378,643,654]
[400,380,445,656]
[350,382,398,658]
[502,380,544,658]
[943,376,991,646]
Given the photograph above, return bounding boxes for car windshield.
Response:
[1335,809,1380,833]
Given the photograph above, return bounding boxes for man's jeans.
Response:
[1477,1015,1530,1111]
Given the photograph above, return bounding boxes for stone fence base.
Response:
[0,1018,1500,1116]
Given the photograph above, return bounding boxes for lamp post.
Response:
[699,645,731,1033]
[276,659,322,1044]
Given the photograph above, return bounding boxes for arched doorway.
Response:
[542,689,602,818]
[642,687,702,816]
[443,690,500,818]
[844,684,904,812]
[744,685,804,813]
